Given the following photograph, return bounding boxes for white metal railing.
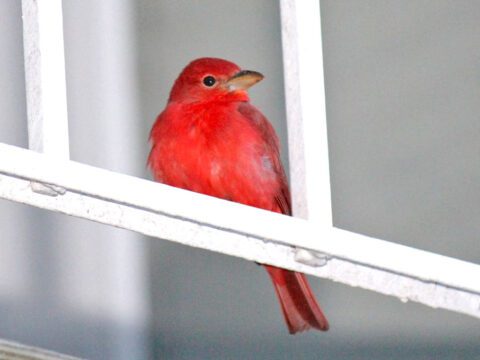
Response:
[0,339,82,360]
[2,0,478,324]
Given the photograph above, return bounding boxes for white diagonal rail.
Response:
[0,142,479,319]
[4,0,478,325]
[0,339,82,360]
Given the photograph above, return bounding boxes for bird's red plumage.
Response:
[148,58,329,333]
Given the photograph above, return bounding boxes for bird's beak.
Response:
[226,70,264,91]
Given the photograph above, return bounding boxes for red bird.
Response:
[148,58,329,333]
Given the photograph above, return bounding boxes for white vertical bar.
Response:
[22,0,70,158]
[280,0,332,227]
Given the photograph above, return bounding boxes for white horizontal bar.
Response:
[22,0,70,158]
[0,142,479,319]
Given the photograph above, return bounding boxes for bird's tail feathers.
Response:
[265,265,329,334]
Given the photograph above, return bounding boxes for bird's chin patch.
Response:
[224,88,249,101]
[228,87,248,99]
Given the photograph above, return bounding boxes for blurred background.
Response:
[0,0,479,359]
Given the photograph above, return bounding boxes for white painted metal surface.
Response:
[22,0,69,158]
[0,339,82,360]
[0,143,478,319]
[280,0,332,226]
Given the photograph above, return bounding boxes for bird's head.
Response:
[168,58,264,104]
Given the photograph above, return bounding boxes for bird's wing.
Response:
[237,102,292,215]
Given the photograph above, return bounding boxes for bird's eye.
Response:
[202,76,216,87]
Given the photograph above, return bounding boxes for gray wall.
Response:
[0,0,478,359]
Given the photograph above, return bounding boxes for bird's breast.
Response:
[150,102,281,211]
